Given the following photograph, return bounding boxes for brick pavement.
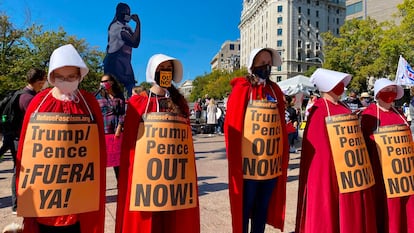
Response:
[0,133,300,233]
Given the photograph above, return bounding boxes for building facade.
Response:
[239,0,346,81]
[346,0,402,23]
[210,40,241,72]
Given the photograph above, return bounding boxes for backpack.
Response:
[0,89,25,135]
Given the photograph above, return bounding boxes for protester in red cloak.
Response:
[224,48,289,233]
[15,44,106,233]
[361,78,414,233]
[115,54,199,233]
[295,68,377,233]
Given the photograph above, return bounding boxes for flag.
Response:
[395,55,414,86]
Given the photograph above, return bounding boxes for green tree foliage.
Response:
[0,13,104,96]
[320,0,414,94]
[189,68,247,102]
[323,18,385,91]
[0,14,26,93]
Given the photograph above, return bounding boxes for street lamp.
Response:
[305,57,323,65]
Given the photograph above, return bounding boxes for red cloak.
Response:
[16,88,106,233]
[361,103,414,233]
[295,98,377,233]
[224,77,289,233]
[115,94,200,233]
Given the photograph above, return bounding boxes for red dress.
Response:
[295,98,377,233]
[361,103,414,233]
[224,77,289,233]
[16,88,106,233]
[115,94,200,233]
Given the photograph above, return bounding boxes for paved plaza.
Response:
[0,134,300,233]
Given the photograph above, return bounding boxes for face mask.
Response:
[124,14,131,22]
[377,91,397,103]
[331,82,345,96]
[252,64,271,80]
[54,79,79,94]
[155,70,173,88]
[101,81,112,90]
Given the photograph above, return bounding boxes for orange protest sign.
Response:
[325,113,375,193]
[18,113,100,217]
[374,124,414,198]
[130,112,197,211]
[242,101,283,180]
[159,71,172,88]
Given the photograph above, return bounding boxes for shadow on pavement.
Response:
[198,182,228,196]
[0,169,13,174]
[287,175,299,182]
[106,194,117,204]
[289,163,300,170]
[0,196,11,209]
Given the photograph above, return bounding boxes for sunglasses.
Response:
[100,80,109,83]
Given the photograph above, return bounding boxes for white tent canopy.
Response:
[277,75,316,96]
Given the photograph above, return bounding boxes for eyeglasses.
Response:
[100,80,109,83]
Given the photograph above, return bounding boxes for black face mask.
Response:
[252,64,271,80]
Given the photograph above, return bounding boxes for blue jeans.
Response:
[243,178,277,233]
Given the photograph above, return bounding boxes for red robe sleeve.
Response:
[295,99,377,233]
[224,77,289,233]
[16,89,106,233]
[115,95,200,233]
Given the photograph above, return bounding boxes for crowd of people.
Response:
[0,4,413,232]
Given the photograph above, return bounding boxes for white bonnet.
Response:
[47,44,89,85]
[374,78,404,100]
[310,68,352,92]
[146,54,183,84]
[247,48,282,74]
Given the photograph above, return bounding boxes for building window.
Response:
[298,29,301,36]
[277,40,283,47]
[307,31,310,38]
[277,66,282,71]
[298,64,302,72]
[277,5,283,12]
[347,1,363,16]
[298,18,302,25]
[316,1,319,6]
[316,21,319,28]
[307,9,310,15]
[276,76,282,82]
[315,42,320,50]
[298,40,302,48]
[230,44,234,50]
[278,17,283,25]
[297,51,302,60]
[316,10,319,17]
[336,18,340,24]
[316,32,319,39]
[298,6,301,13]
[307,20,310,26]
[277,28,283,36]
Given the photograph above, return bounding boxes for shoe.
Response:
[12,210,16,215]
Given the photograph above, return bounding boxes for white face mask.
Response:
[54,79,79,94]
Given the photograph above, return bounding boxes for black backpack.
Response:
[0,89,25,135]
